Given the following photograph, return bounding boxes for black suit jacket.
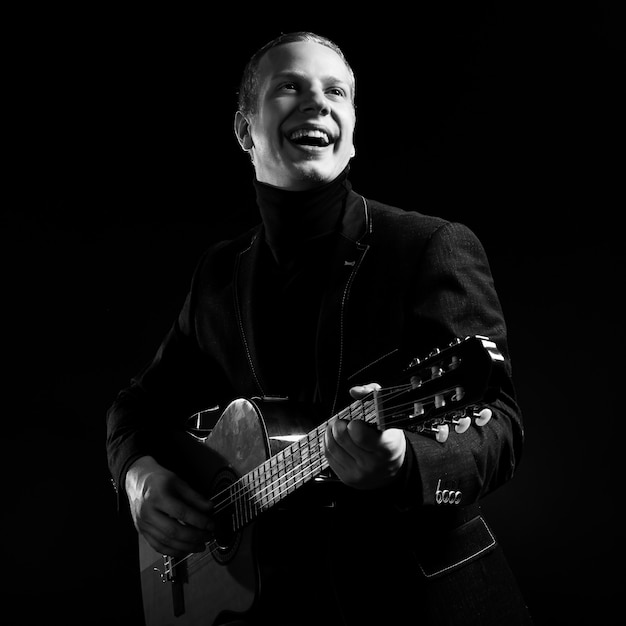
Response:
[107,190,522,501]
[106,190,530,624]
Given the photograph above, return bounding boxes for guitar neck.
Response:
[215,398,378,532]
[208,335,504,535]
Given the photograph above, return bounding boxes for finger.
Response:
[160,498,214,533]
[324,423,353,476]
[330,419,363,460]
[349,382,382,399]
[152,476,214,531]
[346,419,382,452]
[142,515,210,557]
[170,481,214,530]
[175,480,214,513]
[333,417,385,459]
[148,515,212,551]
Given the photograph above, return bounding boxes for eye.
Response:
[279,82,298,92]
[327,86,347,98]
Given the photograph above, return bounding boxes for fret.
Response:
[316,424,328,472]
[348,402,357,422]
[250,466,262,511]
[299,435,310,465]
[230,482,239,532]
[250,465,266,514]
[258,461,272,508]
[247,467,258,512]
[266,456,276,507]
[270,451,285,507]
[242,473,253,524]
[338,405,351,421]
[362,398,378,425]
[308,429,322,476]
[275,450,289,499]
[259,464,271,511]
[293,438,304,482]
[283,446,297,496]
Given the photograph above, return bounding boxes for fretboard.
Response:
[217,397,379,533]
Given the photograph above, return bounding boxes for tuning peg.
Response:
[453,416,471,434]
[412,401,425,418]
[410,375,422,388]
[435,424,449,443]
[474,407,492,427]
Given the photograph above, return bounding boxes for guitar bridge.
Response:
[156,555,187,617]
[160,555,175,583]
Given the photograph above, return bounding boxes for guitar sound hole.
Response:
[211,469,242,564]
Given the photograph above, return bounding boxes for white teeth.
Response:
[289,128,330,144]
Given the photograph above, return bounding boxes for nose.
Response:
[299,86,330,115]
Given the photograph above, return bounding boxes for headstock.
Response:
[375,335,505,442]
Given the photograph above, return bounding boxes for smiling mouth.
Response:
[287,128,332,147]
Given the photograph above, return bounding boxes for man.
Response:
[107,32,533,625]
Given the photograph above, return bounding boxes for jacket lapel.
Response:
[233,193,371,413]
[315,193,370,415]
[233,229,268,397]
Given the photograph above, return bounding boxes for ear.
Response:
[234,111,254,151]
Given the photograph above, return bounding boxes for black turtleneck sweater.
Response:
[252,167,352,404]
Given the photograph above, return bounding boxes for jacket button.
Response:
[435,479,462,504]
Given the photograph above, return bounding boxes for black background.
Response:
[4,3,623,625]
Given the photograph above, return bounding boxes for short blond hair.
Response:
[236,31,356,116]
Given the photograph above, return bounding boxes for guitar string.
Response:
[181,448,337,575]
[205,403,376,519]
[206,347,472,516]
[207,395,385,510]
[176,395,420,573]
[207,391,449,528]
[162,350,480,571]
[190,383,449,536]
[178,440,345,576]
[176,450,330,574]
[208,384,449,518]
[208,387,426,517]
[174,387,466,573]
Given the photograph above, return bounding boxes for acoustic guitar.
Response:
[138,335,505,625]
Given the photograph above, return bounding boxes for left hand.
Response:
[324,383,407,489]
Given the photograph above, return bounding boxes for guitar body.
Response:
[136,336,505,625]
[139,397,321,626]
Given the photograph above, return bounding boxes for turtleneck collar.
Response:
[253,166,352,264]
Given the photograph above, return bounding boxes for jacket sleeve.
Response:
[393,220,523,511]
[105,257,233,497]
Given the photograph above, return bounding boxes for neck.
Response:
[253,167,351,263]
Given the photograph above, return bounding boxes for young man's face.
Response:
[236,41,356,190]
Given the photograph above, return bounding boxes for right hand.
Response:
[125,455,215,557]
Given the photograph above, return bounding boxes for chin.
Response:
[291,162,341,186]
